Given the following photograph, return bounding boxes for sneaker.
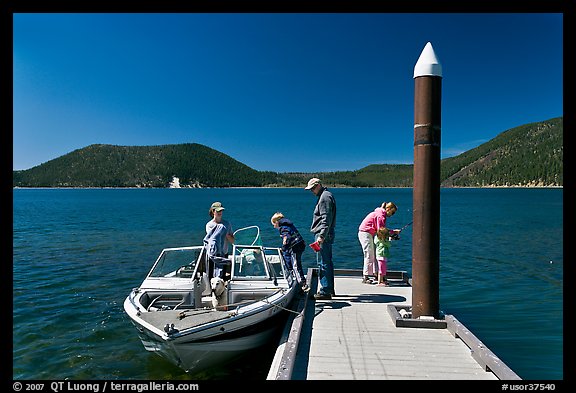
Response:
[314,293,332,300]
[362,276,370,284]
[301,284,310,293]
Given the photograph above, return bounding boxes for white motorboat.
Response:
[123,226,299,373]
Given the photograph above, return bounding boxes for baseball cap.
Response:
[210,202,225,212]
[305,178,321,190]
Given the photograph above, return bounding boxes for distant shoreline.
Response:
[13,185,564,190]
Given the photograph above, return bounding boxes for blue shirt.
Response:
[205,219,233,256]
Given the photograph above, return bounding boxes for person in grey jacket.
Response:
[305,178,336,300]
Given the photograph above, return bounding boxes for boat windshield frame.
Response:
[147,246,204,279]
[231,244,292,283]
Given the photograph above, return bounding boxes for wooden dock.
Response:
[267,268,521,380]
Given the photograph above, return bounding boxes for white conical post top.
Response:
[414,42,442,78]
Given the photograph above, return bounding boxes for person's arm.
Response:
[279,226,290,250]
[226,222,235,244]
[317,195,334,243]
[376,214,385,233]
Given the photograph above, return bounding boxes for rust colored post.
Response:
[412,42,442,319]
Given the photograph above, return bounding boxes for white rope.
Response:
[261,289,303,316]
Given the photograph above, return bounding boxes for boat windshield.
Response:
[232,245,268,278]
[148,247,203,278]
[232,245,290,282]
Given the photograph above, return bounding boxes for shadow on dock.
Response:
[268,268,521,381]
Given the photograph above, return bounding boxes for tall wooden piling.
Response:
[412,42,442,319]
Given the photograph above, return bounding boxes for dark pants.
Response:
[206,255,230,280]
[282,241,306,285]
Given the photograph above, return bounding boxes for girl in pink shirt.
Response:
[357,202,397,283]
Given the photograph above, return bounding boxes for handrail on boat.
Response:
[233,225,261,246]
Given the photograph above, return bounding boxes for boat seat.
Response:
[229,289,278,305]
[145,292,193,311]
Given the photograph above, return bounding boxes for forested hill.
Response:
[12,143,284,188]
[13,116,562,188]
[440,116,562,187]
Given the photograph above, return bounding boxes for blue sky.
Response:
[13,13,563,172]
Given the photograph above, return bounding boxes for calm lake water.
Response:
[12,188,563,380]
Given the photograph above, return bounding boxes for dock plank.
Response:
[271,270,506,380]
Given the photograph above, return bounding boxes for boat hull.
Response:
[134,312,287,373]
[123,281,297,373]
[123,233,298,374]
